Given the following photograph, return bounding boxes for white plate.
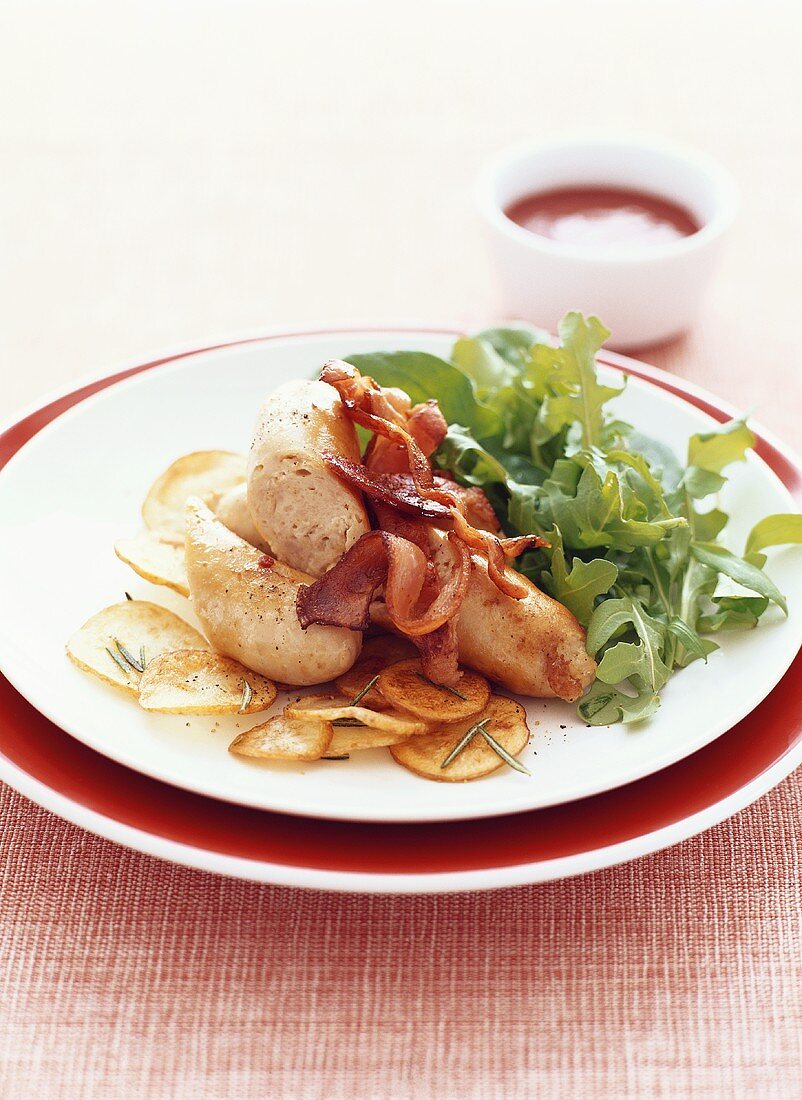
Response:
[0,330,800,824]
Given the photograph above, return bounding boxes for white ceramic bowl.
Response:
[476,136,738,349]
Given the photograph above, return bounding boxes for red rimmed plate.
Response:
[0,329,801,891]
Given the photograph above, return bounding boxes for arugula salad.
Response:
[348,314,802,725]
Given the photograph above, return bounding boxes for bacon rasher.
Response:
[296,360,547,684]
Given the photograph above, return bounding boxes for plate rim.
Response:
[1,727,800,894]
[1,325,801,892]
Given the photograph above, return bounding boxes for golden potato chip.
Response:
[377,659,489,722]
[390,695,530,782]
[142,451,246,534]
[334,634,416,709]
[327,725,411,754]
[285,695,429,736]
[229,714,332,761]
[138,649,276,714]
[66,601,208,695]
[115,531,189,596]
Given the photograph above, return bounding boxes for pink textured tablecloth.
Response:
[3,2,802,1095]
[2,779,802,1097]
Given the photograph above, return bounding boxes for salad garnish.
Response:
[348,313,802,724]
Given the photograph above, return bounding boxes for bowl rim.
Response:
[475,133,739,265]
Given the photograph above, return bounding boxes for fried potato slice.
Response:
[390,695,530,782]
[66,601,208,695]
[229,714,332,760]
[327,725,411,754]
[377,658,490,722]
[115,531,190,596]
[285,695,429,736]
[142,451,246,534]
[334,633,416,709]
[138,649,276,714]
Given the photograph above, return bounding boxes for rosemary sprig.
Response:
[350,674,379,707]
[322,754,350,761]
[114,638,145,674]
[440,720,487,769]
[139,645,147,670]
[479,726,531,776]
[106,646,132,678]
[239,679,253,713]
[124,591,133,601]
[415,671,467,702]
[332,718,366,727]
[440,718,531,776]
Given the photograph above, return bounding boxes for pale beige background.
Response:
[2,4,802,1098]
[1,0,800,441]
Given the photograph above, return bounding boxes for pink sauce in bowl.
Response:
[477,137,738,347]
[505,185,700,249]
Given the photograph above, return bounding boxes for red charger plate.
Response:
[1,330,801,892]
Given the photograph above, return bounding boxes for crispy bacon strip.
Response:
[406,401,448,456]
[371,503,441,615]
[297,531,426,633]
[498,535,548,557]
[449,511,547,598]
[366,506,463,684]
[323,454,452,521]
[366,400,448,474]
[320,360,381,410]
[327,458,507,543]
[378,386,413,421]
[320,359,545,612]
[349,406,447,498]
[371,501,435,554]
[320,362,449,497]
[391,533,471,638]
[297,529,468,640]
[413,620,460,686]
[432,473,502,534]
